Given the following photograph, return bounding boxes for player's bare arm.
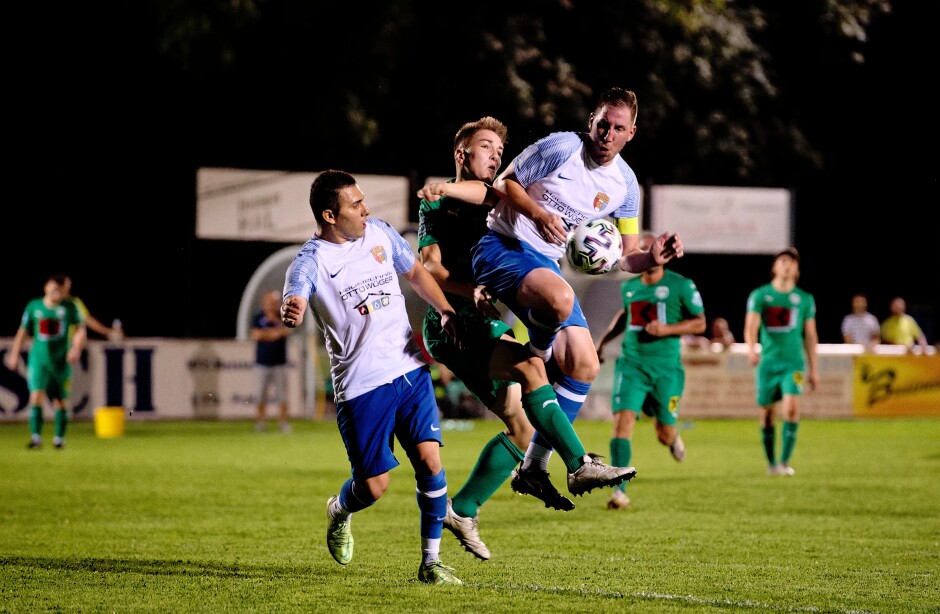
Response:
[281,296,307,328]
[419,244,500,319]
[493,167,567,245]
[417,180,490,204]
[619,231,684,273]
[744,311,762,367]
[401,260,465,349]
[595,309,628,363]
[645,313,706,338]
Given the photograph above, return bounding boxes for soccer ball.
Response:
[565,218,622,275]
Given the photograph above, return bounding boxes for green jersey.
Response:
[618,269,704,365]
[745,283,816,368]
[18,298,83,368]
[417,185,492,316]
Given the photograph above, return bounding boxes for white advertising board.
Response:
[196,168,410,242]
[650,185,792,254]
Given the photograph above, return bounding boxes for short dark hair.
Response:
[775,247,800,264]
[592,87,638,125]
[309,169,357,224]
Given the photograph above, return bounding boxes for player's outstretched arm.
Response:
[417,180,490,204]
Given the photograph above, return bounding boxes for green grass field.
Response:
[1,416,937,613]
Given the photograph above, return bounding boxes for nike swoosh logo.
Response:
[558,174,573,180]
[435,516,446,521]
[430,425,440,431]
[329,267,344,278]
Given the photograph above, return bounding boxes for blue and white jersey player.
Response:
[281,169,465,586]
[470,87,686,478]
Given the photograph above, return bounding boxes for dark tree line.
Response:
[6,1,936,342]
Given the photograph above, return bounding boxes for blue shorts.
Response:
[335,366,442,481]
[471,231,588,329]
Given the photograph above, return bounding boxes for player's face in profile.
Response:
[460,130,504,183]
[589,104,636,165]
[334,184,370,242]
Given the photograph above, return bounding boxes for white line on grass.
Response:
[470,583,880,614]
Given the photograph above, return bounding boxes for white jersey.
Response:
[487,131,641,261]
[283,218,426,402]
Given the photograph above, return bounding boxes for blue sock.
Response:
[531,374,590,450]
[339,478,377,513]
[415,470,447,540]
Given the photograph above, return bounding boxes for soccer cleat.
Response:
[326,495,354,565]
[418,559,463,586]
[54,440,64,450]
[510,467,575,511]
[767,464,795,476]
[278,422,293,434]
[607,489,631,510]
[669,435,686,462]
[443,498,490,560]
[567,453,636,496]
[27,439,42,450]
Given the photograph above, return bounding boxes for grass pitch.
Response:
[1,416,937,613]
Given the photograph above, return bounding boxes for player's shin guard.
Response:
[453,433,521,519]
[416,470,447,540]
[761,424,777,465]
[781,421,799,464]
[54,409,68,439]
[29,406,43,436]
[523,385,586,473]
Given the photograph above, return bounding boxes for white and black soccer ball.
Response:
[565,218,622,275]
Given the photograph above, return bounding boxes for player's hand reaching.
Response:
[651,232,684,264]
[281,296,307,328]
[473,286,501,319]
[440,310,466,350]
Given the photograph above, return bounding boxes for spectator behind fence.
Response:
[880,296,928,353]
[250,290,293,433]
[840,293,880,352]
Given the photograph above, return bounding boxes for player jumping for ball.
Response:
[422,87,685,489]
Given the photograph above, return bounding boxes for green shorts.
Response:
[423,305,513,408]
[27,359,72,401]
[755,362,805,407]
[610,358,684,425]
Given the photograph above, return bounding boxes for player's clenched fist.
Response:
[281,296,307,328]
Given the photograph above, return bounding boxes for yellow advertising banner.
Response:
[852,355,940,416]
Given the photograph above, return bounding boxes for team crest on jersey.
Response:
[593,193,610,211]
[372,245,387,264]
[655,286,670,300]
[789,293,801,306]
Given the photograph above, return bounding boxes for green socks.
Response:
[761,424,776,465]
[522,385,585,473]
[29,406,43,436]
[452,432,523,519]
[54,409,69,439]
[610,437,632,492]
[781,421,799,465]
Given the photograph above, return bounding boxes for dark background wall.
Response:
[3,2,936,345]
